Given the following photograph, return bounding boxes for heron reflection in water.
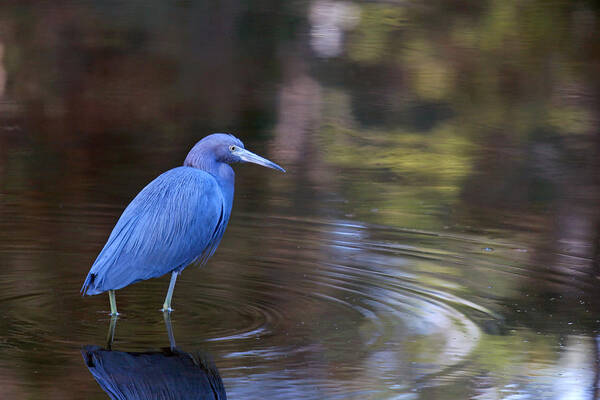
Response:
[82,315,227,400]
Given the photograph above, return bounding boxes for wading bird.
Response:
[81,133,285,315]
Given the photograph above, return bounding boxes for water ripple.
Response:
[144,213,514,396]
[0,210,542,398]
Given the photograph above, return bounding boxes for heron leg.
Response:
[163,311,177,350]
[108,290,119,316]
[162,271,179,312]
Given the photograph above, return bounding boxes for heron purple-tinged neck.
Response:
[81,133,285,315]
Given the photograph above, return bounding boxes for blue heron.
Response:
[81,133,285,315]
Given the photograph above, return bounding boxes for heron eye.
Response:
[229,145,236,151]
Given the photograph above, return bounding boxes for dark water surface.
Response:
[1,1,600,399]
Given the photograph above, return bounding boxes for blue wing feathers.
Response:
[82,167,227,295]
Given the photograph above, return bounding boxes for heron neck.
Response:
[183,156,235,216]
[213,163,235,217]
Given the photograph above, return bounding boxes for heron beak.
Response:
[236,148,286,172]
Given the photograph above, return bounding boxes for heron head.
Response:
[184,133,285,173]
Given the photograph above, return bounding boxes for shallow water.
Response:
[1,1,600,399]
